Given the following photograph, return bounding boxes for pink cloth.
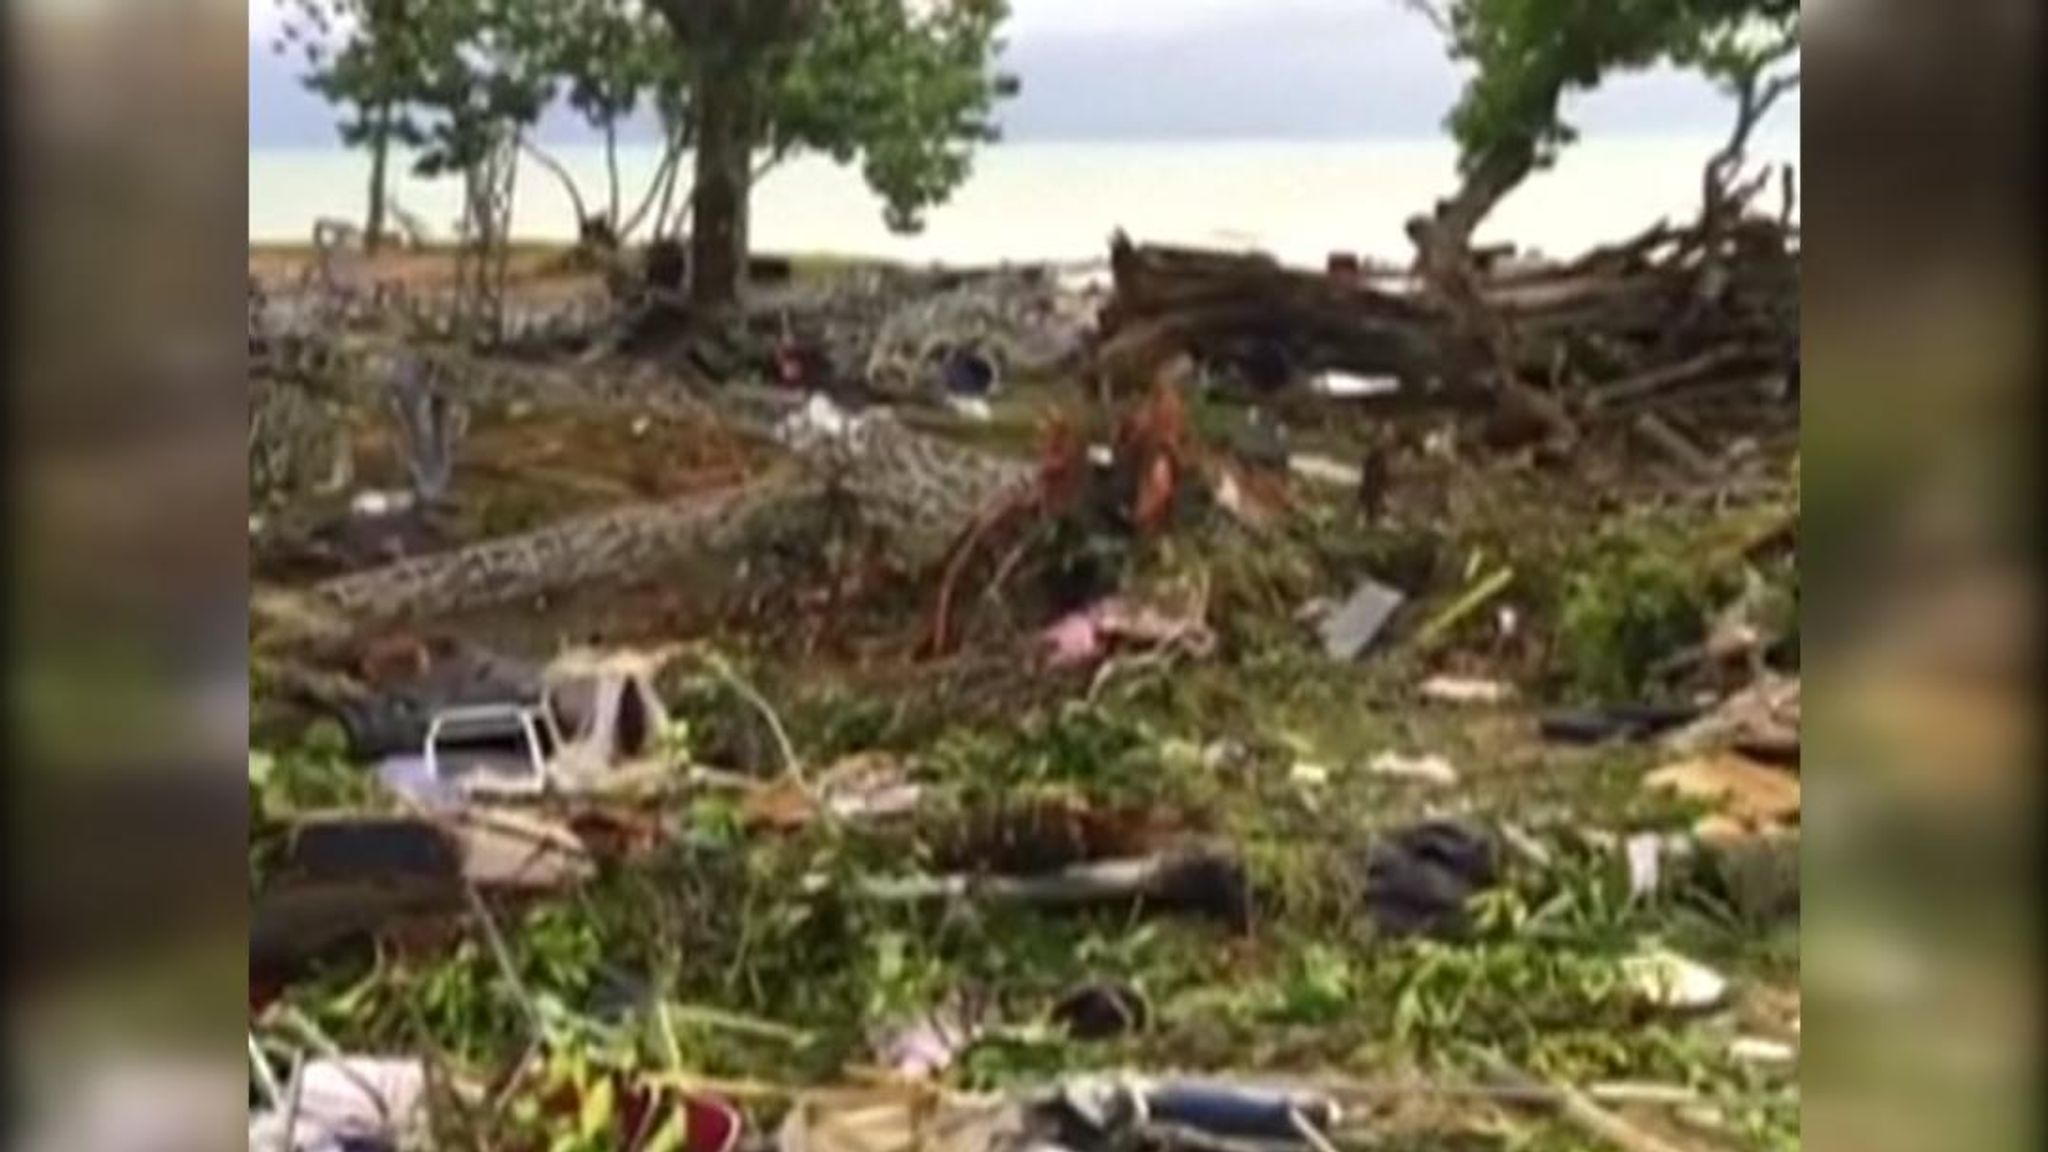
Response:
[1041,610,1105,667]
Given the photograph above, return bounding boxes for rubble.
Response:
[1365,751,1460,787]
[1418,675,1515,706]
[1315,577,1406,660]
[1622,949,1731,1013]
[1643,753,1800,831]
[1097,208,1797,466]
[1663,673,1801,763]
[247,1056,428,1152]
[374,644,678,805]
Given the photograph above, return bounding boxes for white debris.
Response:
[631,415,652,437]
[775,392,862,447]
[1622,949,1729,1012]
[1310,371,1401,398]
[248,1057,426,1152]
[1366,751,1459,787]
[944,395,994,423]
[1319,578,1406,659]
[1624,833,1666,899]
[829,783,925,821]
[1418,676,1515,706]
[1729,1036,1797,1066]
[349,489,415,518]
[1288,453,1364,488]
[1290,762,1333,788]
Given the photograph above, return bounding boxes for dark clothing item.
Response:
[1538,703,1702,745]
[1359,819,1500,941]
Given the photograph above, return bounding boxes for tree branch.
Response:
[1398,0,1452,36]
[619,133,688,240]
[1705,68,1800,216]
[751,144,794,184]
[519,139,591,230]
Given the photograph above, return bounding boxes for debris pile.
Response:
[1097,198,1798,472]
[248,175,1802,1152]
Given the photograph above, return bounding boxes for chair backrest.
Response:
[424,704,553,797]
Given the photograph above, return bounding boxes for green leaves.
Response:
[281,0,433,164]
[544,0,676,129]
[1417,0,1799,178]
[289,0,1017,241]
[754,0,1018,233]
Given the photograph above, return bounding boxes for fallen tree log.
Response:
[252,473,814,644]
[1587,347,1769,411]
[254,406,1037,644]
[1100,231,1468,391]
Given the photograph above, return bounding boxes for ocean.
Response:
[248,135,1799,267]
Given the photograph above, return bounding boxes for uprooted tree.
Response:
[1094,3,1801,461]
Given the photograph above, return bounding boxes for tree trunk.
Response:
[620,135,684,240]
[604,122,622,228]
[364,100,393,254]
[1405,142,1581,446]
[657,168,685,240]
[519,141,592,235]
[688,52,755,315]
[1412,144,1532,278]
[651,0,816,308]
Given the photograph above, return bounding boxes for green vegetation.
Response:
[1405,0,1800,252]
[252,465,1798,1145]
[1554,518,1728,701]
[277,0,1017,304]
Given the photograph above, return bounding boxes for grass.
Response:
[254,647,1795,1144]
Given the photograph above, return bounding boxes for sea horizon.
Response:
[250,133,1799,268]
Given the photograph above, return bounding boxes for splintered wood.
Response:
[1097,208,1798,470]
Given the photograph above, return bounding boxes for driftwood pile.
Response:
[1095,199,1799,471]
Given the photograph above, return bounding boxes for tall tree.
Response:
[284,0,1016,306]
[1403,0,1800,268]
[650,0,815,316]
[649,0,1017,313]
[276,0,434,251]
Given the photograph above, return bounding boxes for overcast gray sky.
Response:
[249,0,1800,146]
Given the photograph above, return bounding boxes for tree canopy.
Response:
[277,0,434,157]
[765,0,1018,234]
[1407,0,1800,248]
[281,0,1018,297]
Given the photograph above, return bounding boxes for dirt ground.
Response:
[250,241,600,289]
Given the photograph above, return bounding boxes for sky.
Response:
[248,0,1801,147]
